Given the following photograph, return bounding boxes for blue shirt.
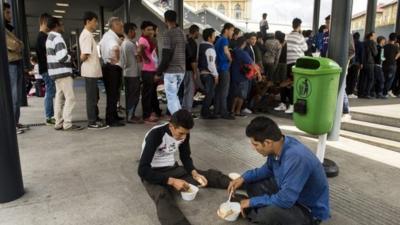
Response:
[242,136,330,221]
[231,48,253,83]
[215,36,230,72]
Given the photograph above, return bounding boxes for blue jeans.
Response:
[383,65,397,96]
[8,63,22,124]
[343,92,350,114]
[164,73,184,115]
[42,72,55,119]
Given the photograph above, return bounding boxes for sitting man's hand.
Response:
[168,178,190,192]
[192,170,208,187]
[240,199,250,218]
[227,177,245,195]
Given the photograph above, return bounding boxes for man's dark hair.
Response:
[246,117,283,142]
[256,32,263,39]
[141,21,153,30]
[275,31,285,44]
[202,28,215,41]
[47,16,61,30]
[30,55,38,63]
[124,22,137,34]
[221,23,234,34]
[189,24,199,34]
[364,31,375,41]
[353,32,360,41]
[83,11,98,25]
[318,25,327,33]
[262,13,267,18]
[3,2,10,10]
[39,13,51,25]
[304,30,312,38]
[152,22,158,30]
[325,15,331,21]
[246,32,257,39]
[234,28,241,36]
[236,36,247,48]
[164,10,177,23]
[388,32,397,42]
[170,109,194,129]
[292,18,302,29]
[377,36,386,44]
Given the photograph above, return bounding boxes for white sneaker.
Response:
[285,105,294,114]
[388,91,396,98]
[241,108,253,114]
[274,103,287,111]
[342,114,352,121]
[348,94,357,99]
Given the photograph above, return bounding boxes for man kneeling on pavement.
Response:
[138,109,231,225]
[228,116,330,225]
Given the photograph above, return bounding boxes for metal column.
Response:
[99,6,105,37]
[173,0,184,28]
[124,0,130,23]
[0,0,25,203]
[312,0,321,34]
[396,1,400,34]
[327,0,353,142]
[365,0,377,35]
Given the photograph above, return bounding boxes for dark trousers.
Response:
[246,178,314,225]
[383,65,397,96]
[124,77,141,119]
[102,64,122,124]
[393,64,400,95]
[85,77,100,124]
[35,79,44,97]
[200,74,215,117]
[359,64,375,97]
[374,65,385,96]
[346,64,360,95]
[142,165,230,225]
[280,87,293,105]
[141,71,161,119]
[214,70,230,116]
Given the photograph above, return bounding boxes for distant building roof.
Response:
[352,0,397,19]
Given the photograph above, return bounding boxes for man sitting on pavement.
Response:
[228,116,330,225]
[138,109,231,225]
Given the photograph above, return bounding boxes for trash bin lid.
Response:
[292,56,342,75]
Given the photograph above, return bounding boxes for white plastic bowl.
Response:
[181,184,199,201]
[218,202,241,222]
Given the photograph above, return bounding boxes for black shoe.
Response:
[221,114,235,120]
[115,116,124,121]
[108,121,125,127]
[201,115,218,120]
[366,95,375,99]
[88,122,110,130]
[64,125,84,131]
[235,113,248,118]
[377,94,388,99]
[191,113,199,119]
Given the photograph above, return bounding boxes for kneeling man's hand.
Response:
[168,178,190,192]
[227,177,244,195]
[240,199,250,218]
[192,170,208,187]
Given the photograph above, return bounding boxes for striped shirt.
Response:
[161,27,186,73]
[286,31,308,65]
[46,31,72,79]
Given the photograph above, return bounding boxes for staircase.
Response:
[341,109,400,152]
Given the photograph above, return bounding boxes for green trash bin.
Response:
[292,56,342,135]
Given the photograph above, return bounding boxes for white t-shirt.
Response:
[33,64,42,79]
[99,29,121,66]
[79,28,102,78]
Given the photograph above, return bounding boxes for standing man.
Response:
[120,22,143,124]
[36,13,55,126]
[359,32,378,99]
[99,17,125,127]
[4,3,28,134]
[138,21,161,124]
[215,23,235,120]
[228,117,330,225]
[79,11,108,129]
[182,24,200,116]
[383,33,400,98]
[260,13,269,41]
[46,17,82,131]
[156,10,186,115]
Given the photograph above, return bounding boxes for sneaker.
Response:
[127,116,144,124]
[241,108,253,114]
[16,128,24,134]
[388,91,396,98]
[191,113,199,119]
[88,122,110,130]
[235,113,248,118]
[348,94,358,99]
[16,123,29,131]
[54,125,63,131]
[341,114,352,122]
[221,114,235,120]
[274,103,287,111]
[285,105,294,114]
[46,118,56,125]
[63,125,85,131]
[108,122,125,127]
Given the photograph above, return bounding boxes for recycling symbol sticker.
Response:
[296,78,312,98]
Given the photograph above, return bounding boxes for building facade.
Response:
[185,0,251,20]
